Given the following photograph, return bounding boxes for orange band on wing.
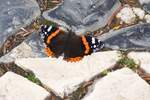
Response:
[46,28,61,44]
[81,36,90,54]
[44,47,54,57]
[65,57,82,62]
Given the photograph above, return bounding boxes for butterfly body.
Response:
[40,25,104,62]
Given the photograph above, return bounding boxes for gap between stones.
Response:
[67,50,150,100]
[0,62,61,100]
[0,22,35,58]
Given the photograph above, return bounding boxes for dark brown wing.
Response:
[63,32,92,60]
[47,31,68,58]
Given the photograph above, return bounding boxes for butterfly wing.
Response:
[47,32,68,57]
[85,36,104,52]
[40,25,68,57]
[40,25,104,62]
[63,33,84,58]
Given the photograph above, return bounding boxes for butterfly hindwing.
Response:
[63,32,86,59]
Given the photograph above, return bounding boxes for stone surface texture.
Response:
[128,52,150,74]
[116,6,136,24]
[132,7,145,20]
[145,14,150,23]
[116,6,146,24]
[83,68,150,100]
[139,0,150,14]
[15,51,120,98]
[0,32,46,63]
[98,23,150,50]
[0,0,40,47]
[43,0,121,34]
[0,72,50,100]
[139,0,150,4]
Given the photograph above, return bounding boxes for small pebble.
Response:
[144,14,150,23]
[116,6,136,24]
[132,7,145,20]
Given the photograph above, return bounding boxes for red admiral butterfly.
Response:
[40,25,104,62]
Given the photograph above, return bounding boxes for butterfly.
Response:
[40,25,104,62]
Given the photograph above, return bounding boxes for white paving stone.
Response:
[83,68,150,100]
[0,72,50,100]
[128,52,150,74]
[15,51,120,98]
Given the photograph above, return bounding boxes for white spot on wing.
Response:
[47,26,52,32]
[92,38,95,44]
[98,40,101,42]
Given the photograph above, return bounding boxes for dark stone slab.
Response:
[98,23,150,50]
[0,32,46,63]
[0,0,40,47]
[139,0,150,14]
[24,32,46,57]
[43,0,121,34]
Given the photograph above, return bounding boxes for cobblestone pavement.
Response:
[1,0,150,100]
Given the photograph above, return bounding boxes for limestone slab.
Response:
[0,72,50,100]
[83,68,150,100]
[128,52,150,74]
[15,51,120,98]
